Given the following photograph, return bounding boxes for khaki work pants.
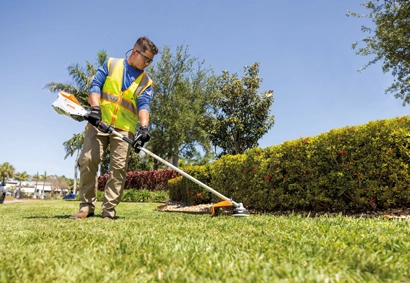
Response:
[78,125,133,218]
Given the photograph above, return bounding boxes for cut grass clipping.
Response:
[1,200,409,283]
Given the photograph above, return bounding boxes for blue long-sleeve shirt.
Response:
[90,59,153,112]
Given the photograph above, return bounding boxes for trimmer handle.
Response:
[122,136,134,144]
[99,122,134,145]
[97,122,113,134]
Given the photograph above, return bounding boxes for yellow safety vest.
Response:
[100,58,152,133]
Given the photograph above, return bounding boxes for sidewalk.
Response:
[3,198,36,204]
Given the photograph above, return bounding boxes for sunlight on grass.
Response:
[1,201,409,282]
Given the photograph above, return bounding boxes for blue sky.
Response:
[1,0,408,179]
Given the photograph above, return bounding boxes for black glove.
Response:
[97,122,113,134]
[133,126,150,153]
[87,106,102,127]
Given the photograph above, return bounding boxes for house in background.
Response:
[4,181,69,198]
[4,181,18,191]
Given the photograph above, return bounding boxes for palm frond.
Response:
[67,64,88,91]
[63,132,86,159]
[44,50,110,161]
[44,82,75,93]
[96,50,109,66]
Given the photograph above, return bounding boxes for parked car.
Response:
[63,193,77,200]
[0,182,7,204]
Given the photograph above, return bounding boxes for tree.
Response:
[147,45,216,168]
[65,177,74,193]
[45,50,109,106]
[200,63,274,156]
[48,175,69,196]
[348,1,410,105]
[0,162,15,184]
[46,50,108,175]
[178,151,216,168]
[63,132,85,194]
[31,172,41,199]
[127,150,152,172]
[14,171,30,198]
[40,171,48,199]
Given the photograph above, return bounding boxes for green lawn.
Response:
[1,201,409,283]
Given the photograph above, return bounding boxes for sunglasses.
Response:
[135,50,153,64]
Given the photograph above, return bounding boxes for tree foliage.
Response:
[31,172,41,198]
[63,132,85,160]
[146,45,216,168]
[40,171,48,199]
[14,171,30,186]
[0,162,15,183]
[48,175,69,196]
[14,171,30,198]
[178,151,216,168]
[45,51,108,176]
[348,1,410,105]
[45,50,108,106]
[200,63,274,157]
[63,132,85,192]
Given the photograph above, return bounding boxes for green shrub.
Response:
[210,154,247,203]
[203,116,410,212]
[122,189,150,202]
[168,165,213,205]
[149,190,169,202]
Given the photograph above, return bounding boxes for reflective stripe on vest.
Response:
[100,58,152,133]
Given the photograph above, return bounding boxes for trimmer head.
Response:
[232,203,250,217]
[211,200,250,217]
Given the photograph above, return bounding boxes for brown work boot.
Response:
[69,210,94,219]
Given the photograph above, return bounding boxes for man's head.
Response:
[128,36,158,70]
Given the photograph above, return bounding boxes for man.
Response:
[70,36,159,220]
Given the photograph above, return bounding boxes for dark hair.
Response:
[134,36,159,55]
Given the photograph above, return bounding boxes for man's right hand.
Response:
[132,126,150,153]
[87,106,102,127]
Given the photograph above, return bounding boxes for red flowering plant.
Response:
[98,169,179,191]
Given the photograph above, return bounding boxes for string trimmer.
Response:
[52,91,250,217]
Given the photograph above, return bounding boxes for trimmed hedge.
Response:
[170,116,410,212]
[168,166,213,205]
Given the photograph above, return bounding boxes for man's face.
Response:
[131,49,154,70]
